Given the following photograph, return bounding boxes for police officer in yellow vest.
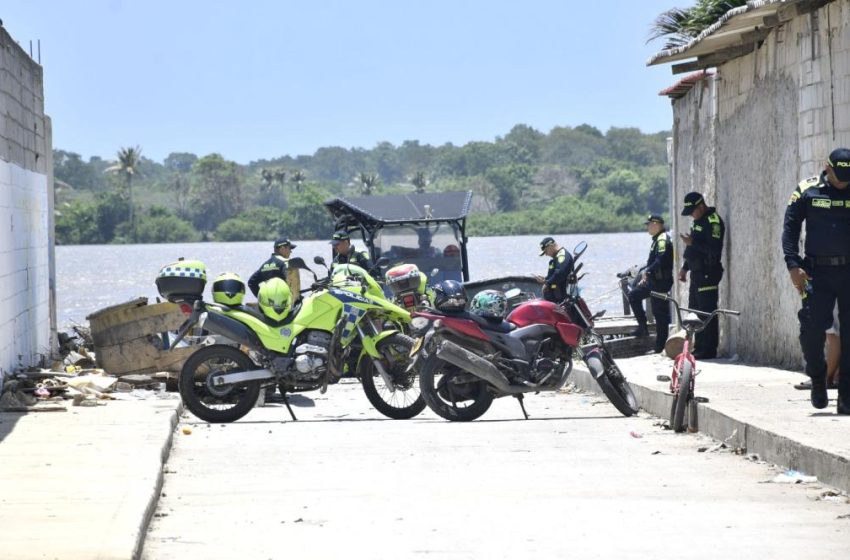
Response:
[536,237,574,303]
[628,215,674,353]
[782,148,850,414]
[678,192,725,359]
[248,237,296,298]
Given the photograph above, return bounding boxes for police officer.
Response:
[248,237,296,297]
[782,147,850,414]
[678,192,725,359]
[330,231,373,271]
[628,215,674,353]
[535,237,574,303]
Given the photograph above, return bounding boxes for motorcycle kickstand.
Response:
[282,391,298,421]
[515,394,530,420]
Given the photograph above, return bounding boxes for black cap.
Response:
[330,231,350,246]
[539,236,555,256]
[828,148,850,182]
[274,237,296,249]
[681,192,704,216]
[644,214,664,225]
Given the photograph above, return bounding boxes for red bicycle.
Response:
[650,292,740,432]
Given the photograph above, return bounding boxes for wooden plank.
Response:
[671,43,756,74]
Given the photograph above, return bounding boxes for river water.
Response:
[56,232,647,328]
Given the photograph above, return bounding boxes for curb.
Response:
[133,400,183,560]
[571,365,850,493]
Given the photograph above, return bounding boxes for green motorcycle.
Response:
[158,256,424,423]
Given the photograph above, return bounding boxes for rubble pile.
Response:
[0,326,173,413]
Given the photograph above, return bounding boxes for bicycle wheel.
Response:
[670,360,693,433]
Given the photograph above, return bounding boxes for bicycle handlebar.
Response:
[650,291,740,333]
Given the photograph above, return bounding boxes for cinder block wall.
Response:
[0,26,53,385]
[669,1,850,368]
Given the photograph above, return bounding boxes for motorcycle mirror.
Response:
[313,256,326,266]
[573,241,588,259]
[430,268,440,277]
[577,273,586,282]
[375,257,390,268]
[287,257,307,270]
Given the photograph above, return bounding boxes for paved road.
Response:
[143,381,850,559]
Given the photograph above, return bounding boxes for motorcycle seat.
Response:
[460,311,516,333]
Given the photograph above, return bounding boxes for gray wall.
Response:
[669,1,850,367]
[0,25,54,386]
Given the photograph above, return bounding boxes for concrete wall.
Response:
[669,1,850,368]
[0,26,54,385]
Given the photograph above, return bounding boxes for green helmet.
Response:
[212,272,245,306]
[470,289,508,319]
[258,277,292,321]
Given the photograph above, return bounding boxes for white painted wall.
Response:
[0,160,51,375]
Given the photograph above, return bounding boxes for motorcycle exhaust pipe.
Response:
[434,340,528,395]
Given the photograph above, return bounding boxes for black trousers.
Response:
[798,263,850,401]
[688,272,722,356]
[628,282,672,352]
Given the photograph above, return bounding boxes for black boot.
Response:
[811,378,829,409]
[629,325,649,337]
[837,396,850,415]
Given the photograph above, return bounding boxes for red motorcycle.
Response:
[408,241,638,421]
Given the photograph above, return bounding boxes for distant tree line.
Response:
[53,123,670,245]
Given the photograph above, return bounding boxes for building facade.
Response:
[0,25,55,388]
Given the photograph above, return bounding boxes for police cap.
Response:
[539,236,555,256]
[681,192,704,216]
[828,147,850,182]
[644,214,664,225]
[274,237,296,249]
[330,231,350,246]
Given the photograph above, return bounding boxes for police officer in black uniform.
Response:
[248,237,296,297]
[330,231,373,271]
[782,147,850,414]
[628,215,674,353]
[536,237,574,303]
[679,192,725,359]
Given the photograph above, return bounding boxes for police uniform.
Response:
[540,238,574,303]
[782,158,850,412]
[248,254,288,297]
[682,195,725,358]
[332,245,372,271]
[628,218,674,352]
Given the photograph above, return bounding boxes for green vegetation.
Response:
[649,1,747,50]
[53,123,669,245]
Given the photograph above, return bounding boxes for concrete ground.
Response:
[143,381,850,560]
[568,353,850,491]
[0,392,181,560]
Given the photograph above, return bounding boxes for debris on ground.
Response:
[764,469,818,484]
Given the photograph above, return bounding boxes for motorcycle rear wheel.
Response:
[178,345,261,423]
[419,354,493,422]
[359,333,426,419]
[585,348,639,417]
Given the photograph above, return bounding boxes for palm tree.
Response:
[648,1,747,50]
[105,146,142,243]
[291,170,306,192]
[357,172,380,196]
[411,171,428,194]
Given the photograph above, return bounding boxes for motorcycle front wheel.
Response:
[359,333,426,419]
[178,345,261,423]
[584,348,639,417]
[419,354,493,422]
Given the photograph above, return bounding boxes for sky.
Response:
[2,0,684,164]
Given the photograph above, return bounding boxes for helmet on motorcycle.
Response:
[258,277,292,321]
[433,280,467,311]
[212,272,245,306]
[470,289,508,319]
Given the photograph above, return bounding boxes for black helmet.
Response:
[433,280,467,311]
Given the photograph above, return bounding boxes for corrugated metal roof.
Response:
[659,70,714,98]
[647,0,826,70]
